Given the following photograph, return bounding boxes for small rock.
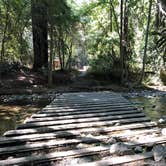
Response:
[107,137,117,144]
[153,145,166,162]
[115,122,121,126]
[158,118,166,124]
[77,143,86,149]
[134,146,143,153]
[109,142,133,155]
[86,134,94,138]
[161,128,166,136]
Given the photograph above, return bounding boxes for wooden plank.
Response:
[32,110,141,119]
[0,125,158,146]
[51,100,129,105]
[20,113,146,129]
[0,129,161,156]
[31,110,142,121]
[7,117,150,135]
[50,100,129,106]
[4,121,154,137]
[0,146,109,165]
[52,99,128,104]
[41,106,137,115]
[26,113,145,124]
[57,93,121,98]
[35,108,139,118]
[43,104,136,112]
[0,136,107,156]
[54,99,127,103]
[75,152,153,166]
[43,104,136,110]
[56,94,123,99]
[45,102,134,108]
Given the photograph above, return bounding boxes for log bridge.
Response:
[0,92,165,165]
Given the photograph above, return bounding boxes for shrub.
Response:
[89,54,113,74]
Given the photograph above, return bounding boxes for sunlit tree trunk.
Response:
[139,0,153,83]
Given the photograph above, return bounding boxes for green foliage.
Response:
[0,0,31,64]
[0,0,165,86]
[89,54,113,74]
[47,0,80,70]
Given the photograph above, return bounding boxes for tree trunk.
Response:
[0,2,9,62]
[139,0,153,83]
[120,0,124,83]
[110,2,120,36]
[123,0,129,82]
[66,41,73,70]
[61,39,65,70]
[48,25,53,87]
[58,36,63,70]
[31,0,48,71]
[109,0,114,57]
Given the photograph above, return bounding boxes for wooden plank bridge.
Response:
[0,92,165,165]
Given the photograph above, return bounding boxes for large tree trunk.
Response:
[139,0,153,83]
[31,0,48,71]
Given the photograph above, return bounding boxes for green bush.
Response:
[89,55,113,74]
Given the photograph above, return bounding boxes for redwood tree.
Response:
[31,0,48,71]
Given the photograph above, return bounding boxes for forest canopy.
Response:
[0,0,165,86]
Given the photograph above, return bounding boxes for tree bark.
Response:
[110,1,120,36]
[31,0,48,71]
[120,0,124,83]
[0,2,9,62]
[123,0,129,82]
[139,0,153,83]
[48,25,53,87]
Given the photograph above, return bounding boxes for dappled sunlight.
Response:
[17,76,26,81]
[129,96,166,121]
[0,92,166,165]
[0,99,50,136]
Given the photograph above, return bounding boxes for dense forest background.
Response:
[0,0,165,88]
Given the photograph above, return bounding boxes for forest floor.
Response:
[0,64,165,96]
[0,66,165,95]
